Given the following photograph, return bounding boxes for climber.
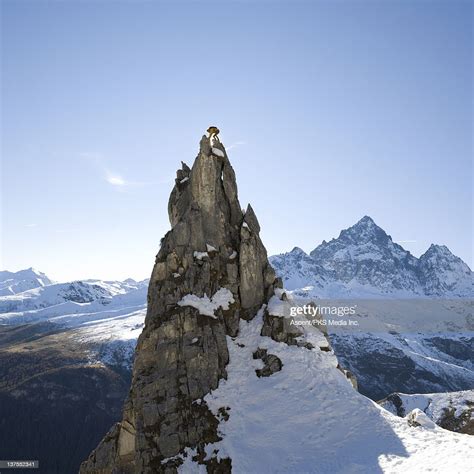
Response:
[207,126,220,143]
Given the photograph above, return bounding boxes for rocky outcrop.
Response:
[81,136,280,473]
[380,390,474,435]
[252,348,283,377]
[260,311,304,346]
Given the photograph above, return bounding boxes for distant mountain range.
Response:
[268,216,473,401]
[0,269,147,326]
[0,269,148,370]
[270,216,473,298]
[0,269,149,473]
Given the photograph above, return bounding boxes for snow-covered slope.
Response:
[0,268,52,296]
[270,216,474,298]
[178,306,474,473]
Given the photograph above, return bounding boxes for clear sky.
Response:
[1,0,472,282]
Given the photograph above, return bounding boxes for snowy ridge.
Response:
[177,308,474,473]
[380,390,474,433]
[419,244,473,296]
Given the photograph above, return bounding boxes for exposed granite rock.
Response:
[437,404,474,434]
[239,205,275,320]
[253,348,283,377]
[81,135,280,473]
[261,311,303,345]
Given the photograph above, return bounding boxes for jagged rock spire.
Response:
[81,135,280,473]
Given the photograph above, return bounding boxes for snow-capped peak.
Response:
[354,214,376,227]
[421,244,470,269]
[271,217,473,298]
[289,246,308,256]
[0,268,53,296]
[333,215,389,246]
[419,244,473,296]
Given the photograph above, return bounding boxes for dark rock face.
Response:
[261,312,303,346]
[60,282,111,303]
[437,404,474,434]
[81,136,279,473]
[427,336,474,361]
[381,393,406,417]
[331,334,474,401]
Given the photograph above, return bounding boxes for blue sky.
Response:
[1,0,472,281]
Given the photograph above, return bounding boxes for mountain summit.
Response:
[37,135,474,473]
[309,216,420,294]
[81,135,281,472]
[272,217,473,297]
[0,268,52,296]
[418,244,473,296]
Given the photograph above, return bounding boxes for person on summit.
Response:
[207,126,220,143]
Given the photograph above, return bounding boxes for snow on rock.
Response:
[267,288,293,317]
[242,222,249,230]
[267,295,287,317]
[206,244,217,253]
[406,409,437,429]
[177,288,235,319]
[211,147,225,158]
[177,310,474,474]
[180,177,189,184]
[419,244,474,296]
[229,250,237,260]
[193,251,209,260]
